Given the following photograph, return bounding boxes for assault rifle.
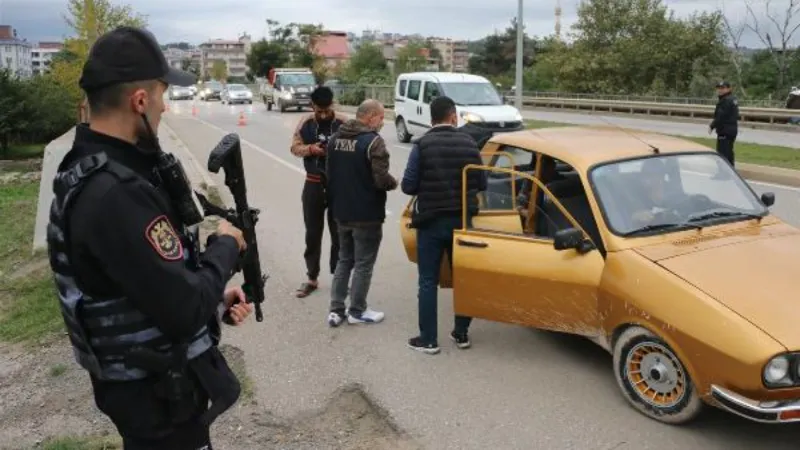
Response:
[195,133,267,323]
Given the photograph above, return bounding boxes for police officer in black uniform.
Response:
[46,26,253,449]
[709,80,739,166]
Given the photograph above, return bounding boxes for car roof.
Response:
[397,72,488,83]
[489,125,715,171]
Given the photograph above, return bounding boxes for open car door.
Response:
[398,151,520,288]
[451,165,605,336]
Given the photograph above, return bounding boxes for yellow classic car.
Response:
[398,125,800,425]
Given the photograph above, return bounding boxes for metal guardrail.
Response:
[243,83,800,126]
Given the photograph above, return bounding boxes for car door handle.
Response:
[456,238,488,248]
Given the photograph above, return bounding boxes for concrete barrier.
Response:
[32,122,216,252]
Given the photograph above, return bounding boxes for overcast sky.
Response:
[0,0,796,48]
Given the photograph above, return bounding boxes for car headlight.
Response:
[514,111,523,121]
[764,355,792,386]
[461,112,483,123]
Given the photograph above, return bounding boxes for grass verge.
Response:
[524,119,800,170]
[5,143,46,160]
[41,435,122,450]
[0,179,61,345]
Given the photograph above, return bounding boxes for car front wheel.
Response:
[396,117,411,143]
[612,326,703,425]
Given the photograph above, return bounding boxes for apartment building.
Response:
[0,25,33,78]
[314,31,350,69]
[163,47,201,74]
[199,33,251,80]
[429,38,469,72]
[31,42,63,75]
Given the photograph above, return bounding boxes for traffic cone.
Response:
[165,102,170,112]
[237,111,246,127]
[192,104,197,116]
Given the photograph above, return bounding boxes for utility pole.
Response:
[515,0,524,110]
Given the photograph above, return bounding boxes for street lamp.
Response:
[515,0,524,110]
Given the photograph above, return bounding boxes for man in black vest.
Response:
[290,86,347,298]
[46,27,252,449]
[324,99,397,326]
[709,80,739,166]
[401,96,487,355]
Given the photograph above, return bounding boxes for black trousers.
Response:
[302,180,339,280]
[716,134,736,166]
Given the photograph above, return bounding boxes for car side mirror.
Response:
[554,228,594,254]
[761,192,775,207]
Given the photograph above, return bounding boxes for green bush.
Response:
[0,69,76,157]
[338,86,366,106]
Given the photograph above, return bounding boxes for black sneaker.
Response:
[450,331,471,349]
[407,336,440,355]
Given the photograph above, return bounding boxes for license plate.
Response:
[499,122,505,127]
[298,100,310,105]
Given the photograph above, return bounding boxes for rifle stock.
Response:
[198,133,267,323]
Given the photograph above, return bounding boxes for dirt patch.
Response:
[0,159,42,174]
[0,340,418,450]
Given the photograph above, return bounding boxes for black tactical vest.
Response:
[326,130,386,223]
[47,152,213,381]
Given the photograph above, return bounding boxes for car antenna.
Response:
[597,117,660,154]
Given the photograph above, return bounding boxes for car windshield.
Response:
[228,84,247,91]
[279,73,315,85]
[590,153,768,236]
[440,82,503,106]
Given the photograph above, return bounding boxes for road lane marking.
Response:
[186,115,392,216]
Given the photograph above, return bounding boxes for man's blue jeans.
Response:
[416,215,473,345]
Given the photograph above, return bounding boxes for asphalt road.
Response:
[521,108,800,148]
[164,99,800,450]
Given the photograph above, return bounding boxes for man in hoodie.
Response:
[290,86,347,298]
[324,99,398,326]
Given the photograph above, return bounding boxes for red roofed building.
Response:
[314,31,350,69]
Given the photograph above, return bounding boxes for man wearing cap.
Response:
[46,26,252,449]
[709,81,739,166]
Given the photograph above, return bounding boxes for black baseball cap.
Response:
[79,26,196,92]
[716,81,731,88]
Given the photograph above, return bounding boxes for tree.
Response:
[0,70,30,156]
[210,60,228,82]
[549,0,728,95]
[743,0,800,93]
[54,0,148,113]
[468,19,537,78]
[62,0,147,60]
[246,38,290,78]
[258,19,328,80]
[343,43,390,83]
[395,40,429,74]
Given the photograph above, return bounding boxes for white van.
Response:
[393,72,524,143]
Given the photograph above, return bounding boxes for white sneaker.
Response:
[327,312,345,327]
[347,308,385,324]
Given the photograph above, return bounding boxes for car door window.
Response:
[407,80,421,101]
[423,82,440,104]
[398,80,407,97]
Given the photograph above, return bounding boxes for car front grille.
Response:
[472,121,523,129]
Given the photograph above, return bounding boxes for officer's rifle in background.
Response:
[194,133,267,323]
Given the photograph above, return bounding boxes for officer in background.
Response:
[290,86,347,298]
[46,26,253,449]
[709,80,739,166]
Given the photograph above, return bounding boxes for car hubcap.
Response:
[625,342,686,408]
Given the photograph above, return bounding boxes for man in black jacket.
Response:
[709,81,739,166]
[324,99,398,326]
[401,96,487,355]
[46,27,252,449]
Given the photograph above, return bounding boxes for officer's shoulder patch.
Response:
[145,215,184,261]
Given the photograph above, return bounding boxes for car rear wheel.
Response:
[612,326,703,425]
[396,117,411,143]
